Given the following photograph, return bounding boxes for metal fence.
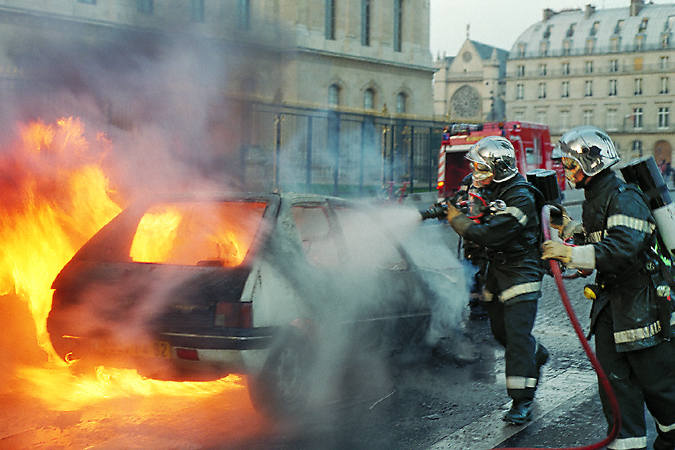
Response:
[237,101,445,197]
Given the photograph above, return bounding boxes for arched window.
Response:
[364,88,375,109]
[396,92,407,113]
[328,84,340,106]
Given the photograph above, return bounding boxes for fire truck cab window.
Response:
[292,205,341,266]
[332,206,407,271]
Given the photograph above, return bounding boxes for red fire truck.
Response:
[436,121,565,200]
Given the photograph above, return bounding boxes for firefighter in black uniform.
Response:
[542,126,675,450]
[444,136,549,425]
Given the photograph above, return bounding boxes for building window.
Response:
[661,56,670,70]
[328,84,340,106]
[393,0,403,52]
[585,80,593,97]
[190,0,204,22]
[591,21,600,36]
[543,25,553,39]
[396,92,407,113]
[517,43,526,58]
[566,23,576,37]
[585,38,595,54]
[609,59,619,72]
[562,62,570,75]
[325,0,336,40]
[635,35,645,51]
[634,57,643,71]
[661,77,670,94]
[538,82,547,99]
[658,107,670,128]
[662,33,670,49]
[539,64,547,76]
[632,140,643,157]
[583,110,594,126]
[668,15,675,31]
[563,40,571,56]
[517,65,525,77]
[634,78,643,95]
[607,109,617,131]
[364,88,375,109]
[614,19,625,34]
[137,0,153,14]
[539,41,549,56]
[610,36,621,52]
[238,0,250,29]
[561,81,569,98]
[609,79,617,96]
[361,0,371,46]
[560,111,570,132]
[537,110,547,125]
[585,60,593,74]
[633,107,643,128]
[516,83,524,100]
[639,17,649,32]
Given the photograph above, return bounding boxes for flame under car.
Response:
[48,192,440,416]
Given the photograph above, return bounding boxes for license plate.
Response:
[96,340,171,359]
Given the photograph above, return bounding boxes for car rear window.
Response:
[129,201,266,267]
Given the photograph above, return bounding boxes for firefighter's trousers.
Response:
[595,307,675,450]
[485,297,540,402]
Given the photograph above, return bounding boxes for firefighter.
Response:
[542,125,675,450]
[444,136,549,425]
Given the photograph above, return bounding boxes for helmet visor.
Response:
[471,161,493,181]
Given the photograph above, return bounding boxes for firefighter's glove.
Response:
[447,204,474,237]
[541,241,596,270]
[541,240,572,263]
[549,206,581,240]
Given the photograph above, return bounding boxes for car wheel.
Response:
[248,328,314,418]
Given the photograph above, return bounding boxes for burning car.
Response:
[47,192,450,415]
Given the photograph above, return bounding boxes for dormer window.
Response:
[566,23,576,37]
[586,38,595,54]
[540,41,549,56]
[667,16,675,31]
[639,18,648,33]
[543,25,553,39]
[635,34,645,51]
[590,21,600,36]
[614,19,624,34]
[518,43,526,58]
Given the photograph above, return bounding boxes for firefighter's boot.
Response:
[503,399,533,425]
[535,344,549,381]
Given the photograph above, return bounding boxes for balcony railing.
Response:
[510,41,674,60]
[507,62,673,79]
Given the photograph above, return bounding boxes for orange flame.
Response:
[0,117,244,410]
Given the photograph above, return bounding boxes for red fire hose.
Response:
[501,205,621,450]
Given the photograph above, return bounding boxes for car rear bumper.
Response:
[158,327,275,350]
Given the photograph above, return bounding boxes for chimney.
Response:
[584,4,596,18]
[630,0,644,16]
[543,8,555,21]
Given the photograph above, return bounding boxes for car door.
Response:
[327,201,425,349]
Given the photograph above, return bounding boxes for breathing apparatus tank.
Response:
[526,169,562,204]
[620,156,675,258]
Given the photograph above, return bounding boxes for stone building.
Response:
[433,37,508,122]
[0,0,438,193]
[506,0,675,165]
[0,0,434,116]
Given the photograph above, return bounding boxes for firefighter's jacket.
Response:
[461,173,544,304]
[576,169,673,352]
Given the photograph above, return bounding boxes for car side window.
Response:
[291,205,341,266]
[332,206,407,271]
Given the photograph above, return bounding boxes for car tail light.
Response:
[176,348,199,360]
[437,181,444,190]
[215,301,252,328]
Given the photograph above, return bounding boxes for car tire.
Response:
[248,327,315,418]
